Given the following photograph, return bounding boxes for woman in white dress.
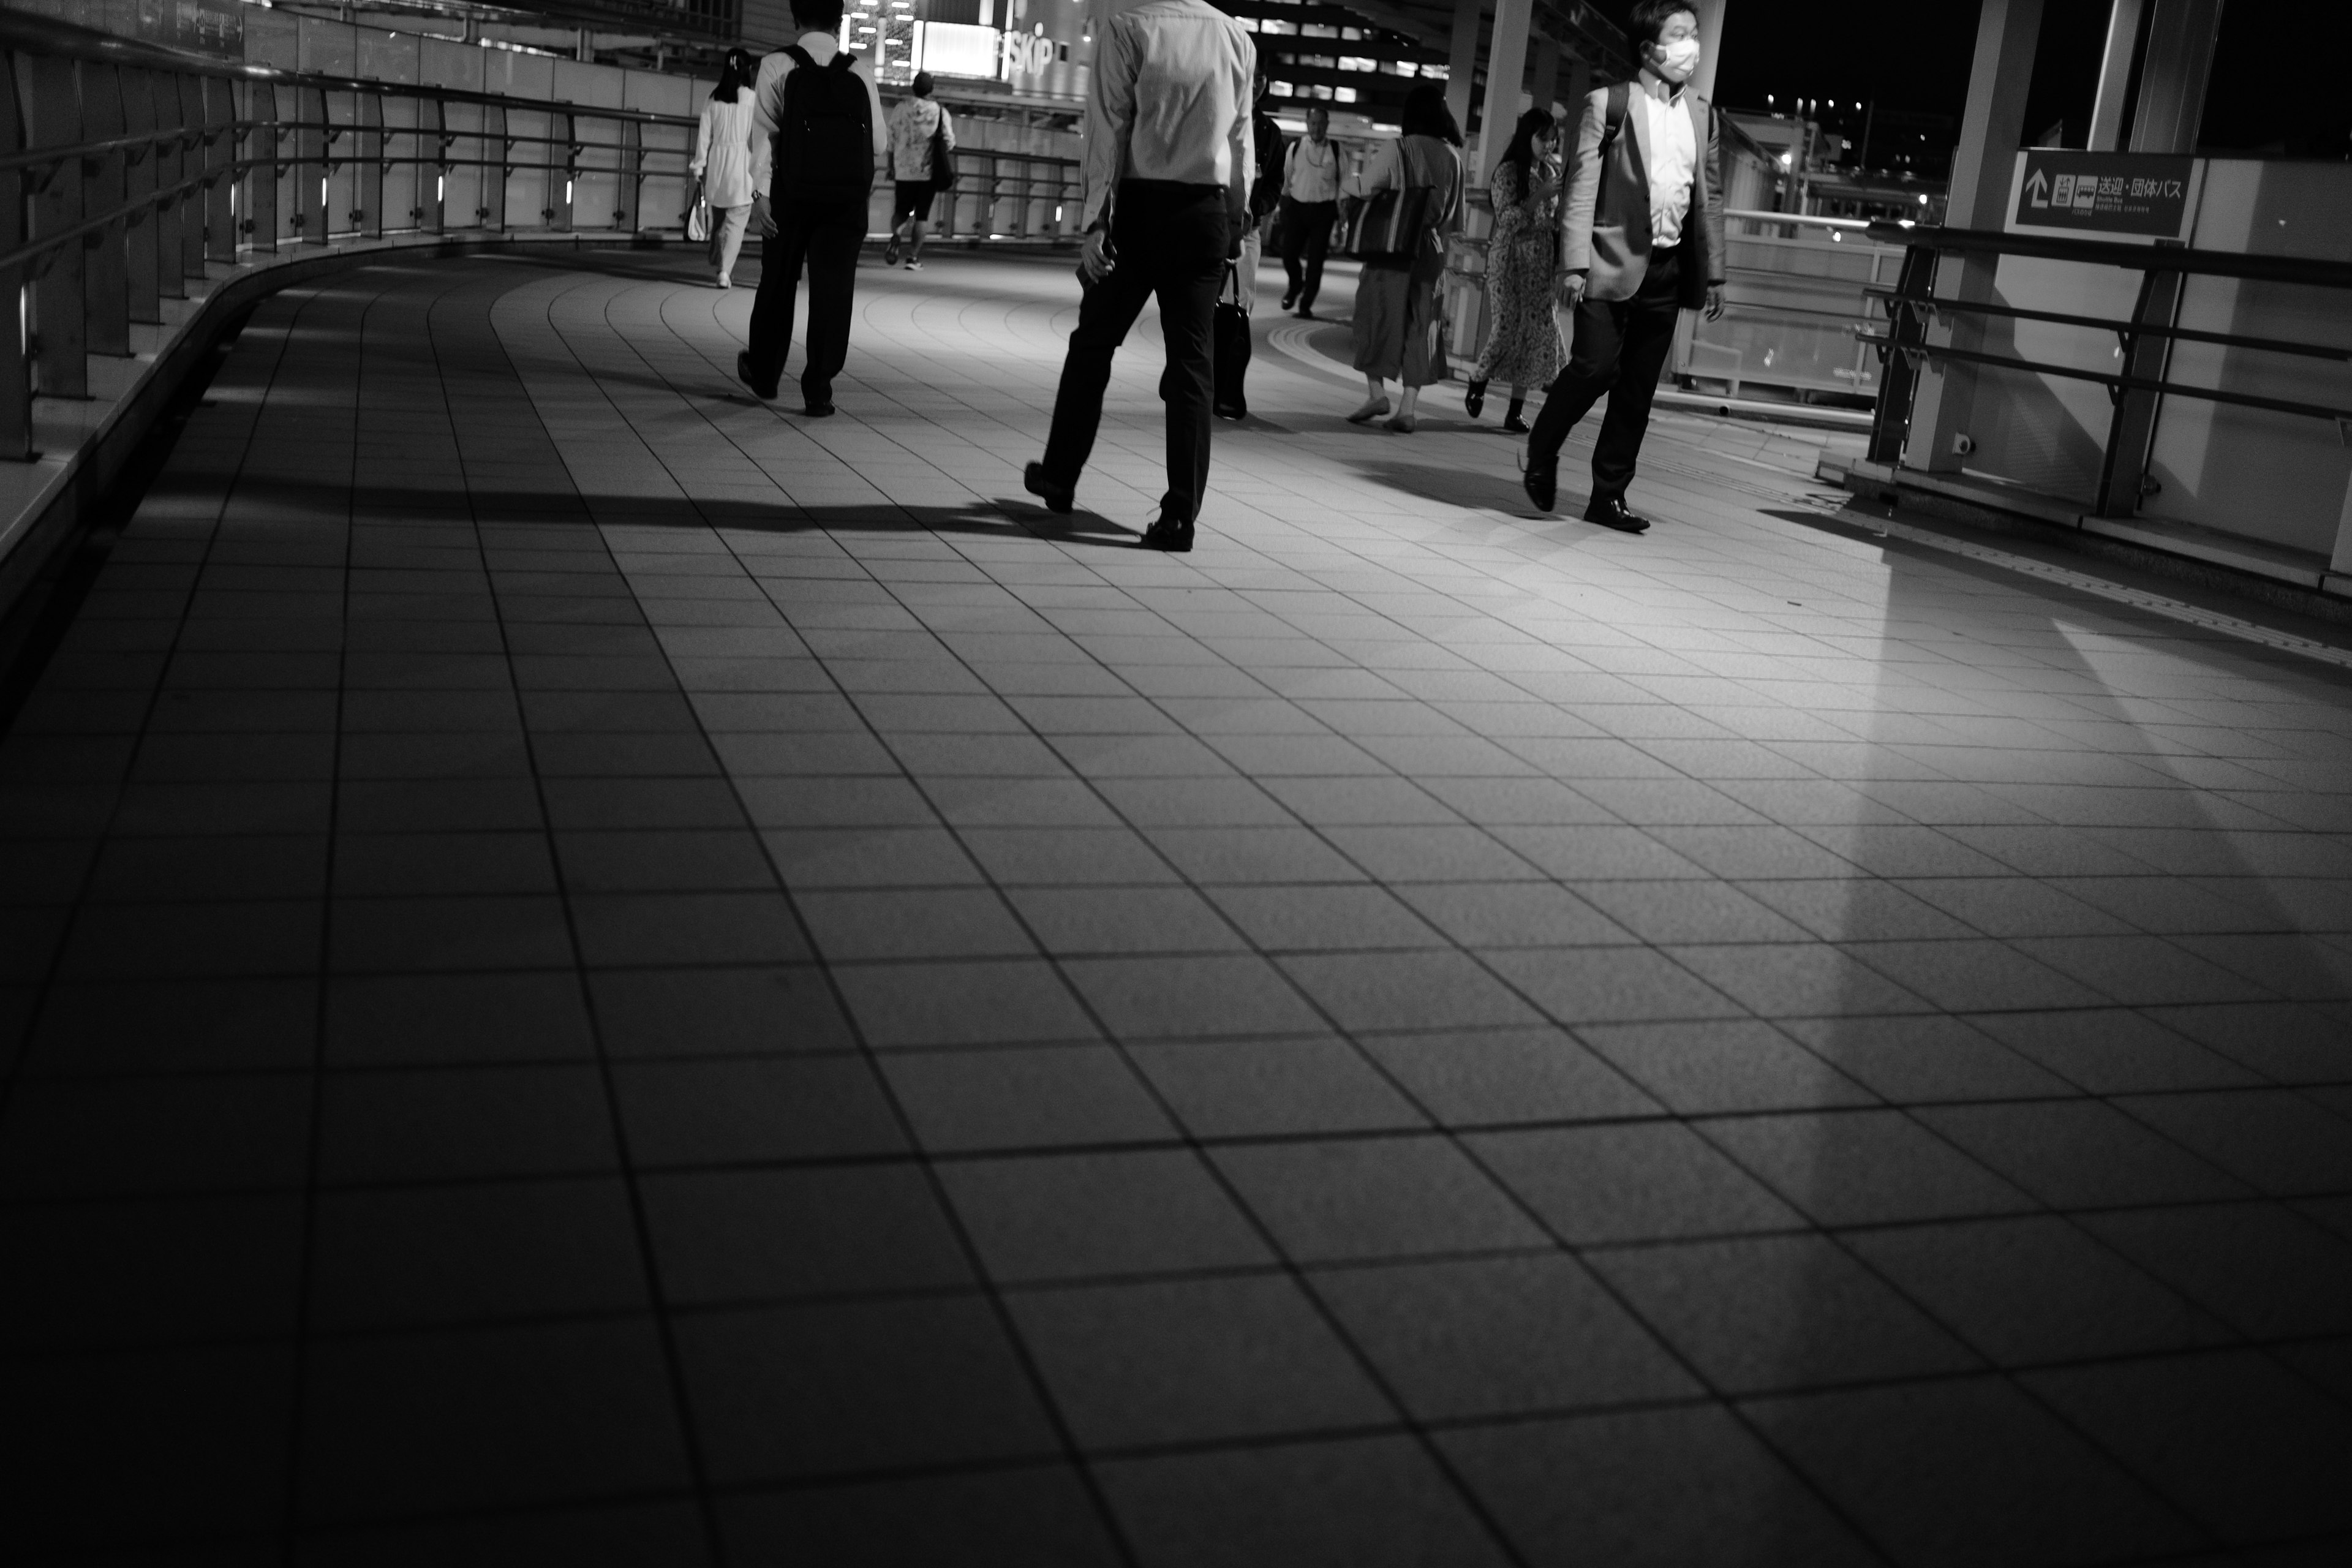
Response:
[692,49,758,289]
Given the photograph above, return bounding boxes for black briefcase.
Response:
[1213,262,1250,420]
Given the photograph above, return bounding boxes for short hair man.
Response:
[1521,0,1725,531]
[739,0,889,417]
[883,70,955,271]
[1022,0,1254,552]
[1278,102,1339,318]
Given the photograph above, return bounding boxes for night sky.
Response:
[1686,0,2351,162]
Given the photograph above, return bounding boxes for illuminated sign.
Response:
[920,21,1001,79]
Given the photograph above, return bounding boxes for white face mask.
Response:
[1651,36,1701,83]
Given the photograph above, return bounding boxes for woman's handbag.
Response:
[686,184,710,243]
[928,120,957,192]
[1343,183,1431,265]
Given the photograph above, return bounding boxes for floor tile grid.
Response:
[489,262,2259,1562]
[541,251,2352,1551]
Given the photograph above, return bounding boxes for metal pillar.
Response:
[1529,38,1558,114]
[1445,0,1482,145]
[26,55,88,400]
[1689,0,1728,106]
[1,58,34,457]
[1475,0,1532,182]
[1907,0,2043,473]
[2087,0,2147,151]
[2129,0,2222,153]
[81,66,131,358]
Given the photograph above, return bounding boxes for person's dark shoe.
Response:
[736,351,778,401]
[1280,288,1298,311]
[1502,413,1530,434]
[1583,495,1651,533]
[1023,461,1075,514]
[1521,453,1557,513]
[1295,306,1316,320]
[801,401,837,418]
[882,238,901,267]
[1214,402,1246,421]
[1141,514,1195,552]
[1463,378,1487,419]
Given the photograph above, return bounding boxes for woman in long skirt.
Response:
[1344,84,1464,434]
[1464,108,1566,432]
[692,50,758,289]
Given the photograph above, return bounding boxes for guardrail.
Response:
[0,9,701,460]
[1856,220,2352,518]
[930,148,1082,244]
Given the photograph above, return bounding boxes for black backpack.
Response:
[774,45,875,205]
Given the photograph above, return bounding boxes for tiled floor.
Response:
[4,247,2351,1564]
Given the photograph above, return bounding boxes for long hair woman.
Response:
[1464,107,1566,432]
[692,48,760,288]
[1343,83,1464,433]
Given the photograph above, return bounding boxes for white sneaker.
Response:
[902,257,924,271]
[716,276,731,290]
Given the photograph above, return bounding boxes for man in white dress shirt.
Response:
[1521,0,1725,531]
[1022,0,1254,552]
[739,0,889,416]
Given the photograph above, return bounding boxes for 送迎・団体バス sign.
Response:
[2008,150,2199,242]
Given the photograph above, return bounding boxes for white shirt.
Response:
[887,97,955,184]
[1080,0,1255,229]
[1637,68,1697,246]
[692,88,756,209]
[748,32,890,200]
[1283,135,1339,203]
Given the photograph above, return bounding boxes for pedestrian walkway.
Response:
[3,246,2350,1566]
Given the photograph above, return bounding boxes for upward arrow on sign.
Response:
[2026,168,2050,207]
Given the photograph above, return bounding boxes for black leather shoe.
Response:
[1521,454,1557,513]
[1463,379,1487,419]
[1583,495,1651,533]
[1214,402,1246,421]
[736,350,778,401]
[1141,514,1194,552]
[1295,306,1315,320]
[1280,290,1298,311]
[801,401,836,418]
[1023,461,1075,514]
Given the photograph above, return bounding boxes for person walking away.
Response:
[692,48,760,289]
[1520,0,1724,530]
[1216,69,1284,420]
[1023,0,1254,553]
[739,0,888,418]
[1344,84,1463,434]
[883,70,954,270]
[1278,104,1340,317]
[1464,108,1566,432]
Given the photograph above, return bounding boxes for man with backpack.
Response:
[741,0,889,417]
[1022,0,1255,552]
[1520,0,1725,532]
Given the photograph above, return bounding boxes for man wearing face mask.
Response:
[1520,0,1725,531]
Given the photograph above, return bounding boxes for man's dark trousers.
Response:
[1042,181,1229,525]
[1528,243,1684,504]
[745,197,865,404]
[1278,194,1335,309]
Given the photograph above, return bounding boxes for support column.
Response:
[1562,53,1591,121]
[1689,0,1727,106]
[2129,0,2222,153]
[1474,0,1532,182]
[2087,0,2146,151]
[1530,37,1559,114]
[1444,0,1482,144]
[1906,0,2043,473]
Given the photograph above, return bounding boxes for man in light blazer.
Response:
[1522,0,1725,531]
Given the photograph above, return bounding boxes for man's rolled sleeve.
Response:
[748,53,786,198]
[1558,87,1607,273]
[1080,18,1134,229]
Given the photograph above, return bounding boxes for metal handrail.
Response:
[1864,218,2352,291]
[1853,328,2351,426]
[1858,284,2352,365]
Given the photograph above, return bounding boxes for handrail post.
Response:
[1,50,34,459]
[203,77,235,263]
[25,53,88,399]
[1866,241,1937,466]
[552,106,575,230]
[483,102,508,230]
[2094,257,2182,518]
[298,83,326,245]
[244,80,279,255]
[423,96,446,234]
[618,117,641,233]
[357,89,383,239]
[119,65,159,323]
[176,75,206,281]
[151,72,186,300]
[81,63,130,358]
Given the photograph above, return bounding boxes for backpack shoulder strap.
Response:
[783,44,815,70]
[1600,80,1629,155]
[829,50,856,71]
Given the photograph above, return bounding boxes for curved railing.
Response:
[0,9,701,459]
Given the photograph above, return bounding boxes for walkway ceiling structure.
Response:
[1336,0,1634,79]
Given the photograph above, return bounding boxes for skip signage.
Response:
[2008,150,2198,242]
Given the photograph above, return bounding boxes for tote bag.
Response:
[686,189,711,243]
[929,120,957,192]
[1342,182,1430,266]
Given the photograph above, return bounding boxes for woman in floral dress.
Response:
[1464,108,1566,432]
